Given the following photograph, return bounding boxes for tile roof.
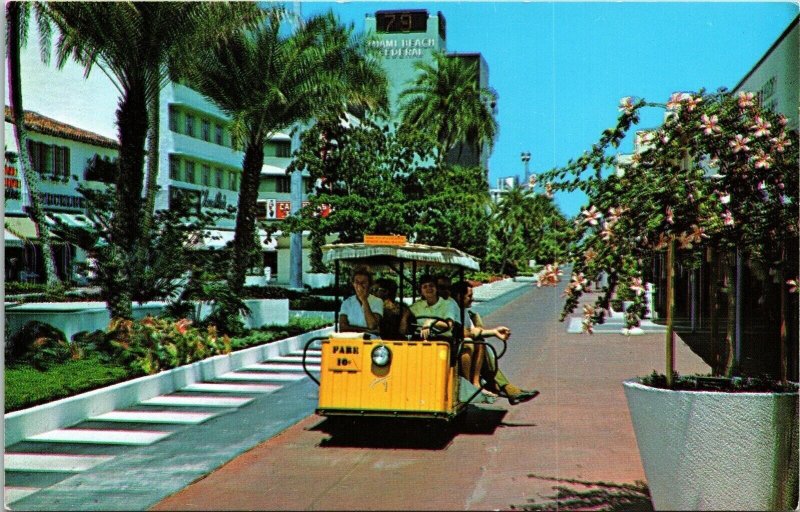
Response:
[5,106,118,150]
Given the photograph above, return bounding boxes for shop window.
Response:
[276,141,291,157]
[215,168,224,188]
[185,114,195,138]
[202,165,211,186]
[201,119,211,142]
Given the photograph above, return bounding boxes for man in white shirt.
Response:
[338,268,383,334]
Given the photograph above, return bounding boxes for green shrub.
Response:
[5,356,131,412]
[290,296,336,311]
[6,321,73,369]
[93,317,232,375]
[5,282,48,295]
[229,317,332,350]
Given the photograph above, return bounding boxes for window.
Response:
[276,176,291,193]
[169,107,179,132]
[215,125,224,145]
[202,164,211,186]
[201,119,211,142]
[169,156,181,180]
[27,141,52,177]
[256,200,268,220]
[53,146,70,179]
[185,161,196,183]
[215,168,224,188]
[230,172,238,191]
[263,251,278,278]
[185,114,195,137]
[276,141,291,157]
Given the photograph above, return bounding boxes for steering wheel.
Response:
[410,316,452,337]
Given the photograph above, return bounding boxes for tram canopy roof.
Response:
[321,242,480,271]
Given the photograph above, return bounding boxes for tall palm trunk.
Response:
[106,78,149,320]
[142,80,161,240]
[230,139,265,294]
[7,2,58,288]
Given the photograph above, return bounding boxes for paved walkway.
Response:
[152,285,711,511]
[3,279,529,511]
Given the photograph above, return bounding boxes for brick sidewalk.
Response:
[153,286,712,511]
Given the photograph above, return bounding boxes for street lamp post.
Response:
[521,151,531,186]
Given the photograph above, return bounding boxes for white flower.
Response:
[700,114,721,135]
[753,153,772,169]
[729,134,751,153]
[619,96,635,113]
[751,115,772,138]
[629,277,646,296]
[722,210,734,226]
[581,205,602,226]
[665,206,674,224]
[738,91,755,109]
[719,192,731,204]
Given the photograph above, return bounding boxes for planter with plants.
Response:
[539,90,798,510]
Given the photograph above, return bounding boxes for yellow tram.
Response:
[302,236,504,421]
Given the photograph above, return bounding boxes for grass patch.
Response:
[5,355,131,413]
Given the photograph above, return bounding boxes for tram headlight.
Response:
[371,344,391,367]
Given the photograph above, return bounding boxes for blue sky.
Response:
[11,1,798,217]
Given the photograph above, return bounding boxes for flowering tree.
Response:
[537,89,798,385]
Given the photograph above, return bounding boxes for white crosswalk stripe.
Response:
[181,382,282,394]
[88,410,220,424]
[139,395,255,408]
[28,428,173,445]
[218,371,305,382]
[5,453,114,472]
[5,486,39,505]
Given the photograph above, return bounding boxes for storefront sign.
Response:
[41,192,84,210]
[5,165,21,200]
[201,189,229,210]
[261,199,331,220]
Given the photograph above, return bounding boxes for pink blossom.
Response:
[537,263,563,288]
[666,93,684,111]
[545,182,554,199]
[771,136,792,153]
[584,248,598,262]
[777,115,789,126]
[751,115,772,138]
[729,134,751,153]
[581,205,602,226]
[753,153,772,169]
[685,95,702,112]
[629,277,646,296]
[665,206,674,224]
[600,222,615,240]
[678,225,709,249]
[619,96,635,113]
[788,279,798,294]
[653,233,670,250]
[581,318,594,335]
[738,91,755,109]
[570,272,590,292]
[718,192,731,204]
[700,114,721,135]
[722,210,734,226]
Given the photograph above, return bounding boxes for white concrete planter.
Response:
[242,299,289,328]
[303,272,334,289]
[244,275,269,287]
[623,379,798,511]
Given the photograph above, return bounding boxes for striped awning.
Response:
[4,228,24,248]
[5,217,38,239]
[322,242,480,270]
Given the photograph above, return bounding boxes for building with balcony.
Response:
[4,107,118,282]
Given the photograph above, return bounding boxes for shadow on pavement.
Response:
[512,474,653,512]
[309,407,508,450]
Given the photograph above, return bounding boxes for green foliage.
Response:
[79,317,232,376]
[539,89,798,344]
[6,321,72,369]
[229,317,332,350]
[410,164,492,261]
[287,117,430,243]
[5,282,48,295]
[398,51,497,165]
[5,356,130,412]
[485,187,571,275]
[83,154,118,183]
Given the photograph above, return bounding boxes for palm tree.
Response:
[5,1,58,287]
[178,8,388,293]
[398,52,497,166]
[45,2,262,318]
[488,185,534,275]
